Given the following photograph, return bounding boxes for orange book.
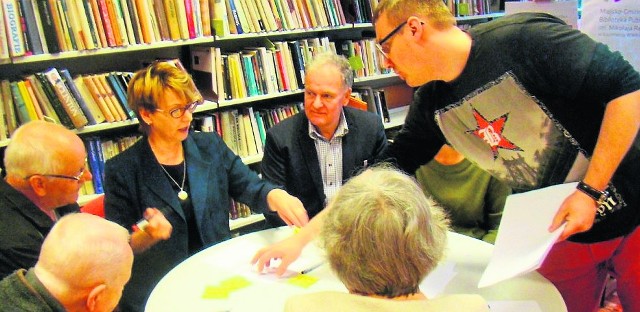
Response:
[347,96,367,111]
[82,75,116,122]
[95,74,127,121]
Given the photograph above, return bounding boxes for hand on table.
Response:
[251,234,305,276]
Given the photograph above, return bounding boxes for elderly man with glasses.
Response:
[0,120,171,281]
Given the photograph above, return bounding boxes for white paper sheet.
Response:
[478,183,576,288]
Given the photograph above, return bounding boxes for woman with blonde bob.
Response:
[285,166,489,311]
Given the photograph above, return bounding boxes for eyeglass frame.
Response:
[376,21,408,57]
[26,167,86,181]
[155,99,203,118]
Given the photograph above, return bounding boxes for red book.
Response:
[183,0,196,38]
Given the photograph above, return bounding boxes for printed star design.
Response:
[466,108,522,159]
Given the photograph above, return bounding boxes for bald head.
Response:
[4,120,85,179]
[35,213,133,311]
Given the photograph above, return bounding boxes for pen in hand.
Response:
[300,262,324,274]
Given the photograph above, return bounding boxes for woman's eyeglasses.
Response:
[156,100,203,118]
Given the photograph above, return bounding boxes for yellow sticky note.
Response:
[219,276,251,291]
[287,274,318,288]
[202,286,230,299]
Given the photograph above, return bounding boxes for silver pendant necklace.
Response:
[160,159,188,200]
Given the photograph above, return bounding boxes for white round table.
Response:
[146,227,566,311]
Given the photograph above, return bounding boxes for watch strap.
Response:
[576,181,607,203]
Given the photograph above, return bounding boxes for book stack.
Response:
[0,68,135,137]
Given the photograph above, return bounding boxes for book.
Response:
[61,0,85,50]
[24,74,62,124]
[94,74,127,120]
[152,0,169,40]
[124,0,142,43]
[210,0,228,36]
[34,71,75,128]
[2,0,27,56]
[22,79,44,120]
[198,0,209,35]
[72,75,106,123]
[73,0,97,49]
[59,68,98,124]
[18,0,44,54]
[246,106,263,154]
[240,52,259,97]
[172,0,188,38]
[183,0,196,38]
[9,81,32,124]
[190,46,219,101]
[82,75,116,122]
[0,2,9,59]
[42,67,89,128]
[117,0,137,44]
[86,137,104,193]
[96,0,115,46]
[162,0,180,39]
[83,0,105,47]
[105,72,135,119]
[0,83,8,140]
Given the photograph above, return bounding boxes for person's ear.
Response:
[139,108,153,126]
[86,284,107,311]
[342,88,352,106]
[27,176,48,196]
[407,17,425,39]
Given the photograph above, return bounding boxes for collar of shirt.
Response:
[308,111,349,142]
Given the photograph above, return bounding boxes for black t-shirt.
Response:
[387,13,640,243]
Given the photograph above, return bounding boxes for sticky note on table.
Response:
[219,276,251,291]
[287,274,318,288]
[202,286,230,299]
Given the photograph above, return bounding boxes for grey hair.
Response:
[305,51,354,89]
[321,164,450,298]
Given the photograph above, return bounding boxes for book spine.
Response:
[86,137,104,193]
[18,0,44,54]
[34,0,60,52]
[34,72,75,128]
[82,75,115,122]
[59,68,97,124]
[105,72,135,119]
[3,0,26,56]
[96,0,115,46]
[10,81,31,124]
[162,0,180,39]
[183,0,195,38]
[42,67,89,128]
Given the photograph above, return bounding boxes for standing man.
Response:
[253,2,640,311]
[373,1,640,311]
[261,52,387,226]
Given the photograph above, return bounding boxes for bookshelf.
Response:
[0,0,501,230]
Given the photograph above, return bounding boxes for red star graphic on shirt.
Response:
[466,108,522,159]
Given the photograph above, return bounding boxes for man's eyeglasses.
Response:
[156,100,203,118]
[376,21,408,57]
[27,167,85,181]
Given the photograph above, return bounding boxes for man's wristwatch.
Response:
[576,181,609,206]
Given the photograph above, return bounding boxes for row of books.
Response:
[0,0,375,59]
[0,0,215,57]
[0,67,135,139]
[229,198,253,219]
[445,0,494,17]
[218,0,373,36]
[192,102,303,158]
[81,135,140,195]
[191,36,389,102]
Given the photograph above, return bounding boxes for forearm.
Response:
[583,90,640,190]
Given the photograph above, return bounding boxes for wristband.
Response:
[576,181,609,205]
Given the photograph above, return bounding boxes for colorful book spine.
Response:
[42,67,89,128]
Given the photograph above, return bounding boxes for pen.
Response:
[301,262,324,274]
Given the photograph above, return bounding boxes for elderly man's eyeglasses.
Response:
[376,21,408,56]
[156,100,203,118]
[27,167,85,181]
